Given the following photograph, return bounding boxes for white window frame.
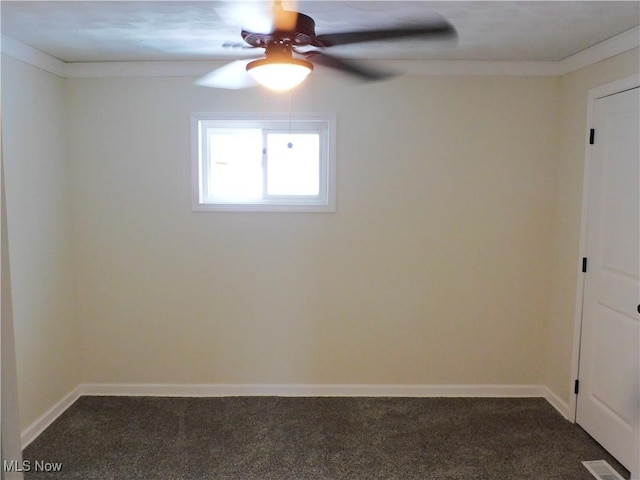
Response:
[191,112,336,212]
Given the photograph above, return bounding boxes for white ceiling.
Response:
[1,1,639,63]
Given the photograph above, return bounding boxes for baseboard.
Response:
[22,383,566,448]
[79,382,548,398]
[541,385,571,420]
[21,386,82,449]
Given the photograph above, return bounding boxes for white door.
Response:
[576,86,639,474]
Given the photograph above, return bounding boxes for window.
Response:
[192,113,336,212]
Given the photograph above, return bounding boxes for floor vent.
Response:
[582,460,625,480]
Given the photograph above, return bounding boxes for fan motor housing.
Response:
[241,12,317,47]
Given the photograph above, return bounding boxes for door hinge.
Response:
[582,257,588,272]
[574,379,580,395]
[589,128,595,145]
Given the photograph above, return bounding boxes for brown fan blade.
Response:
[274,7,298,32]
[313,21,456,48]
[305,51,391,82]
[239,1,299,34]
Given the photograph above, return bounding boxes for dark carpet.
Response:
[23,396,629,479]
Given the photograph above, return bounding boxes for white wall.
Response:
[1,55,79,428]
[7,49,636,431]
[68,73,560,387]
[545,48,640,405]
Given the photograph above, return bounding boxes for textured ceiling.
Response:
[1,1,639,63]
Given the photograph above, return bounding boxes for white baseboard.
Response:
[541,385,571,420]
[22,383,568,448]
[79,382,548,398]
[21,386,82,449]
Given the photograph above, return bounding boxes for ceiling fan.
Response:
[197,1,457,91]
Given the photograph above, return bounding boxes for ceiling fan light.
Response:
[247,57,313,91]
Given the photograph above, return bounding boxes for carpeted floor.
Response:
[23,396,629,479]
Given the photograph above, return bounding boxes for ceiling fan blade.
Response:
[195,60,259,90]
[314,21,457,48]
[222,41,258,50]
[306,51,391,82]
[273,3,299,32]
[236,1,299,34]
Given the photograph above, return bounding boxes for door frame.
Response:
[569,73,640,476]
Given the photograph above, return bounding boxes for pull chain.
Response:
[262,88,268,128]
[262,89,268,155]
[287,89,293,149]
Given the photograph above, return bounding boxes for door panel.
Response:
[576,86,639,473]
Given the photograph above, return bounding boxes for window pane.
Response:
[192,114,335,212]
[208,129,263,200]
[266,133,320,196]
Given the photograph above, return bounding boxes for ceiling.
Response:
[1,1,639,63]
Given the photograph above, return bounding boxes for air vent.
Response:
[582,460,625,480]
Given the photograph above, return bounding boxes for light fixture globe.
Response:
[246,46,313,91]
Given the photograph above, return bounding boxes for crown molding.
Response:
[556,25,640,75]
[367,59,560,76]
[1,35,66,77]
[2,27,638,80]
[64,59,561,78]
[64,60,224,78]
